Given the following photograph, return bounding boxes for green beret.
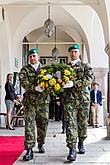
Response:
[27,48,39,56]
[68,44,80,52]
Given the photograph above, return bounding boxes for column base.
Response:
[106,114,110,139]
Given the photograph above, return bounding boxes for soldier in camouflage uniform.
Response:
[63,44,94,161]
[19,48,49,161]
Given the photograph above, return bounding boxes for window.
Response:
[40,57,68,65]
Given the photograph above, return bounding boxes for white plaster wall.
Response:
[39,44,71,61]
[90,12,108,68]
[63,5,108,68]
[0,22,10,114]
[0,10,17,115]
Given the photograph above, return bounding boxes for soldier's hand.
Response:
[63,80,73,88]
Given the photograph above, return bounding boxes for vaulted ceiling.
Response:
[0,0,108,46]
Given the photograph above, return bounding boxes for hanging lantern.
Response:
[44,3,55,37]
[52,26,59,60]
[52,47,59,59]
[44,18,55,37]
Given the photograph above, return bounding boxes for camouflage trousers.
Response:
[23,94,49,149]
[64,100,89,148]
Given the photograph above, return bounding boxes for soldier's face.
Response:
[70,49,80,61]
[28,53,39,64]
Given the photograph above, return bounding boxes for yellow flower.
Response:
[65,76,69,82]
[49,78,56,86]
[54,83,61,91]
[42,75,49,80]
[40,69,47,75]
[40,82,45,87]
[64,69,71,76]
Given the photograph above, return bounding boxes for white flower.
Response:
[55,71,61,78]
[46,74,52,79]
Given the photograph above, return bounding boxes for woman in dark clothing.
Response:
[5,73,16,130]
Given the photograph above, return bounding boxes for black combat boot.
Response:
[67,148,77,161]
[23,148,33,161]
[38,144,45,153]
[78,140,85,154]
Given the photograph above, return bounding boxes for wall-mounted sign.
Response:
[14,58,19,68]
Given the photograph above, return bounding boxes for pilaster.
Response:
[105,42,110,139]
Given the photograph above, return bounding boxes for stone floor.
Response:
[0,121,110,165]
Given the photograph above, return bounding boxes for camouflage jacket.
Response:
[63,61,94,102]
[19,64,42,95]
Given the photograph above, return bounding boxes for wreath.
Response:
[34,63,76,96]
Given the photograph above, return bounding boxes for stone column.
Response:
[105,42,110,138]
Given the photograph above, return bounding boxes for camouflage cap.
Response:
[27,48,39,56]
[68,44,80,52]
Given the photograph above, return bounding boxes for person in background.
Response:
[14,95,23,110]
[49,94,55,120]
[90,82,102,128]
[5,73,16,130]
[19,48,49,161]
[10,95,24,127]
[55,96,66,133]
[55,97,62,121]
[14,95,24,116]
[63,44,94,161]
[60,102,66,134]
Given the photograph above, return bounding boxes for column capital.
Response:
[105,42,110,55]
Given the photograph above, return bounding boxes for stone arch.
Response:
[12,4,91,69]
